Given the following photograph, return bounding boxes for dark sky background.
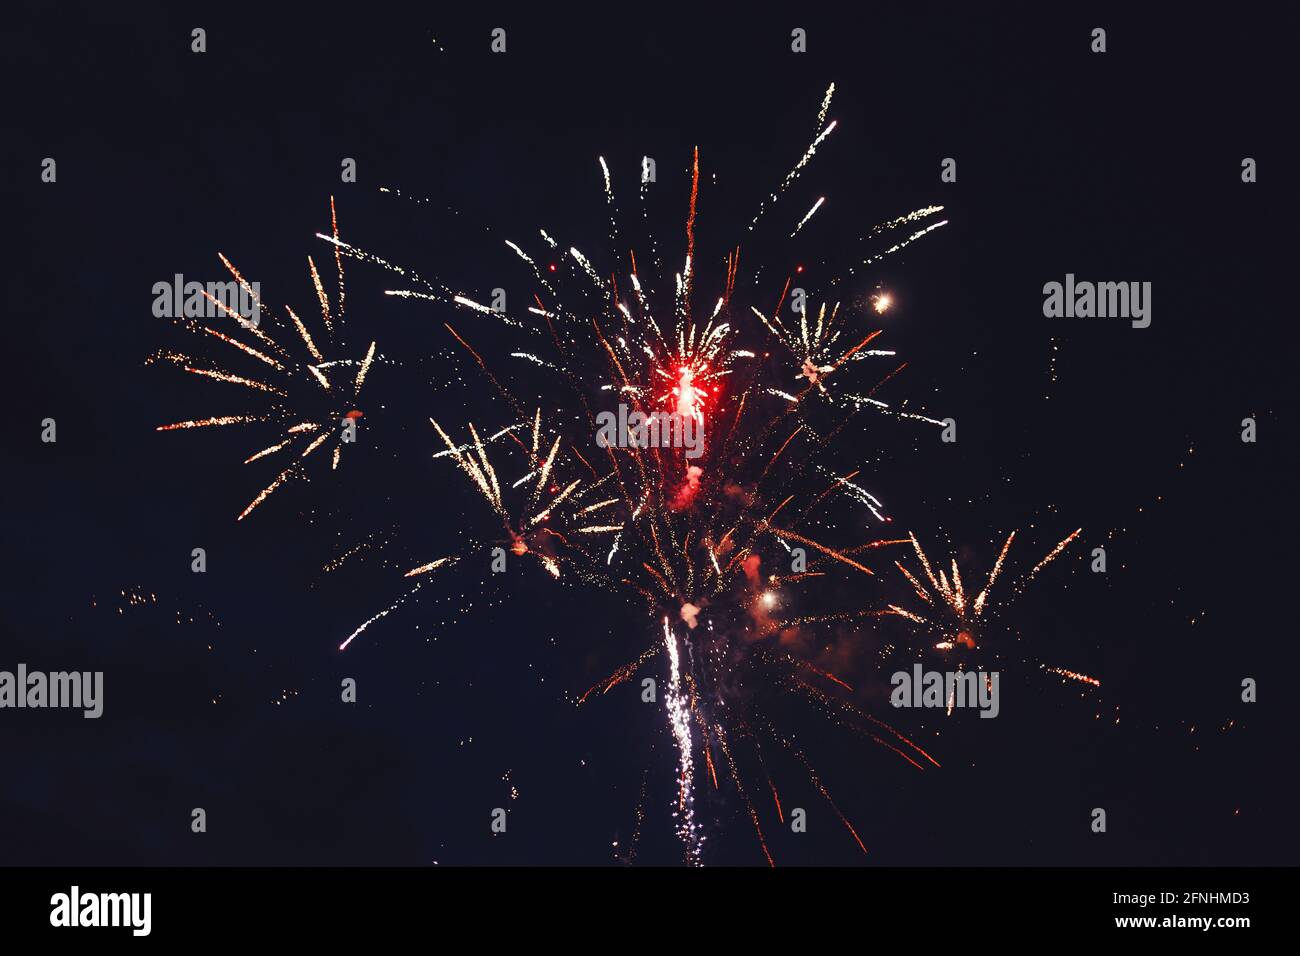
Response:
[2,4,1291,866]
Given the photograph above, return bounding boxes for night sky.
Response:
[2,5,1290,867]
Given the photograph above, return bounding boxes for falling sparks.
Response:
[404,557,455,578]
[1041,665,1101,687]
[1030,528,1083,579]
[663,618,702,864]
[791,196,825,237]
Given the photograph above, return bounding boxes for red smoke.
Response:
[670,464,704,510]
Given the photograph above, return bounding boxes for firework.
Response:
[152,198,376,520]
[314,83,968,864]
[886,529,1099,688]
[160,82,1081,865]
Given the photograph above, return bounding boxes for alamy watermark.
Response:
[1042,274,1151,328]
[50,886,150,936]
[595,404,703,459]
[890,664,999,718]
[153,274,260,328]
[0,664,103,718]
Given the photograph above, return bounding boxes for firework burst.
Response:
[315,83,966,864]
[885,529,1100,690]
[157,82,1084,865]
[152,198,376,520]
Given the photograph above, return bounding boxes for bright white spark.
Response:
[663,618,702,865]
